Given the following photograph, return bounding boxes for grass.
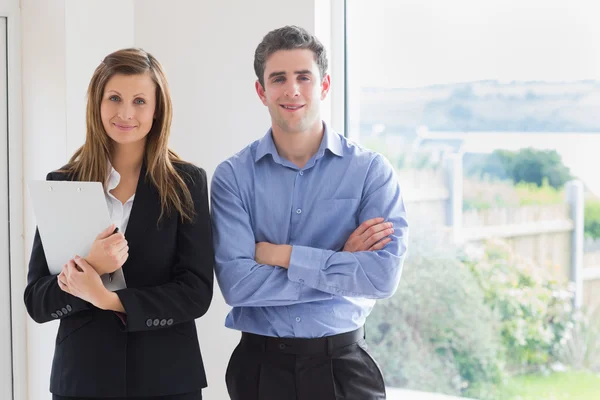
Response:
[462,178,565,211]
[497,371,600,400]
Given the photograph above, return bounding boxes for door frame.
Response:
[0,1,25,399]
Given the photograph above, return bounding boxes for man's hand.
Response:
[343,217,394,252]
[255,242,292,269]
[253,218,393,269]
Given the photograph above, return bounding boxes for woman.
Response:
[24,48,213,399]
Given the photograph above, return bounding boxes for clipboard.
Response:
[28,180,127,291]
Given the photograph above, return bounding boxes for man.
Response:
[211,25,408,400]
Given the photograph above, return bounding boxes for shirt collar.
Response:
[106,165,121,192]
[254,121,344,163]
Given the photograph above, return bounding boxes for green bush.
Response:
[366,235,505,399]
[367,234,576,399]
[557,305,600,373]
[463,240,574,373]
[585,199,600,240]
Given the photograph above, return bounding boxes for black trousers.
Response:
[226,327,386,400]
[53,390,202,400]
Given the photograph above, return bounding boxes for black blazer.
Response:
[24,162,214,398]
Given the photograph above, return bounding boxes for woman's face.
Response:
[100,72,157,147]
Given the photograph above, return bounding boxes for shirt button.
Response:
[299,279,304,283]
[295,317,301,322]
[296,208,302,214]
[299,171,304,176]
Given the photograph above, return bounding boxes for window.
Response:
[346,1,600,398]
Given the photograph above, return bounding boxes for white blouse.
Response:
[105,167,135,234]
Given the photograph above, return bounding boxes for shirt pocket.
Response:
[310,198,361,249]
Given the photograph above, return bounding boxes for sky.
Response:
[349,0,600,88]
[347,0,600,194]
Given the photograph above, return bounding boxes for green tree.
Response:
[466,148,572,189]
[585,200,600,240]
[508,148,571,188]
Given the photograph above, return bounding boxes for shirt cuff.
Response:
[113,311,127,327]
[288,245,324,287]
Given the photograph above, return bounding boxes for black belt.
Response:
[240,327,365,356]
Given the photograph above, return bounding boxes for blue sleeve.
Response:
[287,154,408,298]
[211,161,332,307]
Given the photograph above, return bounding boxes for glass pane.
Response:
[347,1,600,399]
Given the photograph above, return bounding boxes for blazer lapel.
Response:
[121,163,161,278]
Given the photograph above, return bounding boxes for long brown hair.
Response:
[63,48,194,222]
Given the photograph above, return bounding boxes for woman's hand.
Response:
[57,256,109,308]
[86,224,129,275]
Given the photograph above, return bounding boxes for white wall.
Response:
[21,1,340,399]
[22,2,66,399]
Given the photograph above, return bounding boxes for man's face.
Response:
[256,49,330,134]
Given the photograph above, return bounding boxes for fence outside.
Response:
[399,155,597,309]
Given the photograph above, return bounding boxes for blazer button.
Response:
[146,318,153,327]
[56,310,63,317]
[153,319,160,327]
[51,313,58,318]
[61,307,68,314]
[166,318,174,326]
[160,319,167,326]
[66,305,72,312]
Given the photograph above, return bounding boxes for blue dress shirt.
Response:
[211,122,408,338]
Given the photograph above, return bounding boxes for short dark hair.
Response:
[254,25,328,88]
